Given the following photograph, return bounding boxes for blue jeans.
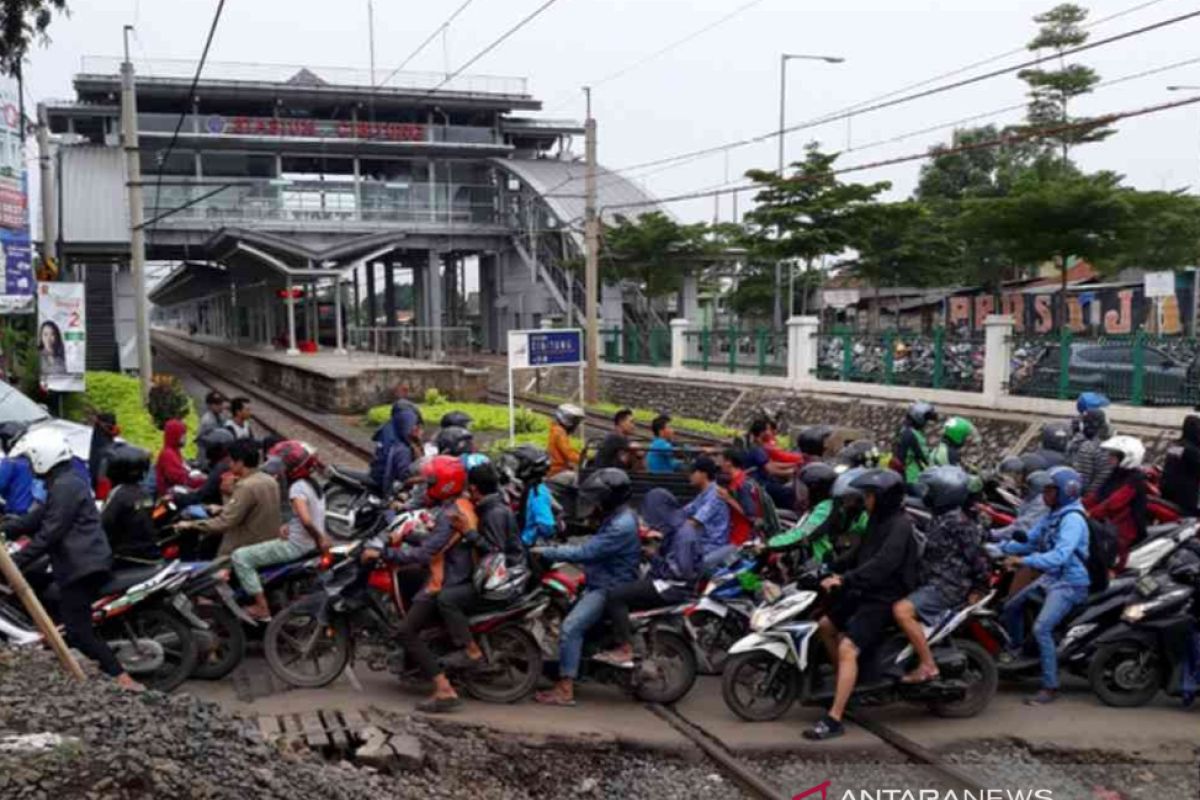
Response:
[1002,577,1089,689]
[559,589,608,679]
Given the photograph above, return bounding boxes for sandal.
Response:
[534,690,577,707]
[416,695,463,714]
[900,666,940,685]
[592,649,635,669]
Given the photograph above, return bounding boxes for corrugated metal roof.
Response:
[60,146,130,246]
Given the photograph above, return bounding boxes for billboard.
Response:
[0,74,30,314]
[37,282,85,392]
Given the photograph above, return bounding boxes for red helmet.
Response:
[421,455,467,502]
[268,440,320,481]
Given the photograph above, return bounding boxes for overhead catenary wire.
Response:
[374,0,478,87]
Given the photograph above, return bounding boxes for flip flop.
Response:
[416,696,463,714]
[592,651,635,669]
[534,690,577,707]
[900,668,940,685]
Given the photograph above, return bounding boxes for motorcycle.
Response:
[323,466,387,540]
[721,579,998,722]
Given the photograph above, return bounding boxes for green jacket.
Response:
[768,499,867,563]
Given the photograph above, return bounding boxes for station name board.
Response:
[206,115,428,143]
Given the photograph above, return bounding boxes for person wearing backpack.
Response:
[1083,436,1147,571]
[998,466,1092,706]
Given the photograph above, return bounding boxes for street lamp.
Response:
[775,53,845,329]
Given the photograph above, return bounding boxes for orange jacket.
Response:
[547,423,580,476]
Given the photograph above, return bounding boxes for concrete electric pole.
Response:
[121,26,152,402]
[583,87,600,405]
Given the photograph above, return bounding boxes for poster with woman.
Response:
[36,282,86,392]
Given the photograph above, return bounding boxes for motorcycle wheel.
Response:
[688,610,745,676]
[264,603,351,688]
[112,607,199,693]
[190,604,247,681]
[720,650,800,722]
[633,629,698,704]
[1088,640,1164,708]
[463,625,543,703]
[323,485,358,539]
[929,640,998,719]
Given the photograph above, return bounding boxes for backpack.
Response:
[1067,510,1118,593]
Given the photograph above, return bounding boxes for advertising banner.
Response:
[37,282,85,392]
[0,74,30,314]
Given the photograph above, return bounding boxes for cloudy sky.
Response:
[22,0,1200,224]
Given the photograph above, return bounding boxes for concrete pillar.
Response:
[413,259,427,328]
[352,267,361,329]
[366,261,377,327]
[445,254,458,326]
[788,315,821,389]
[680,274,700,322]
[669,318,690,378]
[983,314,1015,403]
[384,261,397,328]
[427,249,443,358]
[308,282,319,347]
[334,279,346,354]
[285,275,298,355]
[479,253,498,352]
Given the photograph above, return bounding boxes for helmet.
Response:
[435,426,474,457]
[1081,408,1108,439]
[832,466,867,513]
[105,443,151,485]
[1039,422,1072,454]
[268,440,320,481]
[796,425,834,457]
[916,466,971,513]
[1026,470,1054,495]
[0,421,27,454]
[849,468,906,515]
[440,411,473,430]
[576,468,632,519]
[1101,435,1145,470]
[836,440,880,469]
[1077,392,1111,414]
[10,427,72,476]
[798,462,839,505]
[998,455,1025,479]
[941,417,977,447]
[505,444,550,483]
[906,401,938,429]
[421,455,467,502]
[463,453,490,471]
[553,403,585,433]
[472,552,531,603]
[1045,466,1083,508]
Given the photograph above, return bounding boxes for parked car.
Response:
[0,380,91,458]
[1013,341,1199,406]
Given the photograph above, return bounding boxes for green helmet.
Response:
[942,416,977,447]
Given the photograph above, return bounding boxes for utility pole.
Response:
[36,104,57,267]
[583,86,599,404]
[367,0,377,86]
[122,26,152,402]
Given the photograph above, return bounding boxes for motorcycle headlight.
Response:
[1122,588,1193,624]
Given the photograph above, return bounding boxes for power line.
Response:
[600,93,1200,211]
[375,0,478,87]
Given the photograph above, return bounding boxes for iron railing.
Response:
[681,327,787,377]
[814,327,985,392]
[347,326,474,362]
[600,327,671,367]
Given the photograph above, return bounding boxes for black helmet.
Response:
[0,421,28,454]
[906,401,938,429]
[505,444,550,483]
[577,468,632,519]
[434,426,474,457]
[998,456,1025,478]
[836,439,880,469]
[916,466,971,513]
[796,425,834,457]
[1025,469,1054,495]
[106,443,151,485]
[1040,421,1072,454]
[798,462,839,505]
[440,411,473,430]
[849,468,906,516]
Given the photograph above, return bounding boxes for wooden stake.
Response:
[0,541,87,681]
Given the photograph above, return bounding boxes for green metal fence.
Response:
[681,326,787,377]
[1009,329,1200,406]
[813,327,985,392]
[600,327,671,367]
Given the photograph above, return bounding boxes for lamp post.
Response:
[775,53,845,329]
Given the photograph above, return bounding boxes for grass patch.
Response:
[64,371,199,459]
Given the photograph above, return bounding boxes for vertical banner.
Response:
[37,282,85,392]
[0,75,31,314]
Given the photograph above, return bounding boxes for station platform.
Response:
[152,328,488,413]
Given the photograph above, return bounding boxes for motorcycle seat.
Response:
[99,563,167,595]
[329,466,376,490]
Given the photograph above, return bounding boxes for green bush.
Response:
[64,371,199,459]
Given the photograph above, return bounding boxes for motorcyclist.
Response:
[990,465,1053,544]
[715,448,761,547]
[1160,414,1200,516]
[768,466,869,566]
[0,421,35,516]
[931,416,977,468]
[646,414,686,474]
[369,399,424,496]
[88,412,120,499]
[379,455,475,713]
[9,428,142,690]
[835,440,881,470]
[1028,422,1071,469]
[533,469,641,707]
[765,462,839,562]
[796,425,835,460]
[641,456,731,566]
[508,445,557,546]
[100,443,160,564]
[547,403,584,483]
[805,468,919,741]
[440,411,472,430]
[999,466,1091,706]
[154,418,204,498]
[173,429,235,509]
[1071,408,1114,496]
[893,466,989,684]
[895,401,937,484]
[745,418,797,512]
[1084,435,1147,570]
[436,426,475,462]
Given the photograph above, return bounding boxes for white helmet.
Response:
[10,427,72,476]
[1101,435,1145,470]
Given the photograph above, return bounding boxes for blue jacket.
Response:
[520,484,556,546]
[541,506,640,592]
[646,438,683,474]
[1002,499,1090,589]
[0,456,36,515]
[371,404,420,491]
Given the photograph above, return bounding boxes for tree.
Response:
[0,0,67,76]
[1113,190,1200,270]
[915,125,1041,203]
[1017,3,1114,162]
[738,143,889,318]
[599,211,714,299]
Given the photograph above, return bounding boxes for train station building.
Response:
[39,58,661,371]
